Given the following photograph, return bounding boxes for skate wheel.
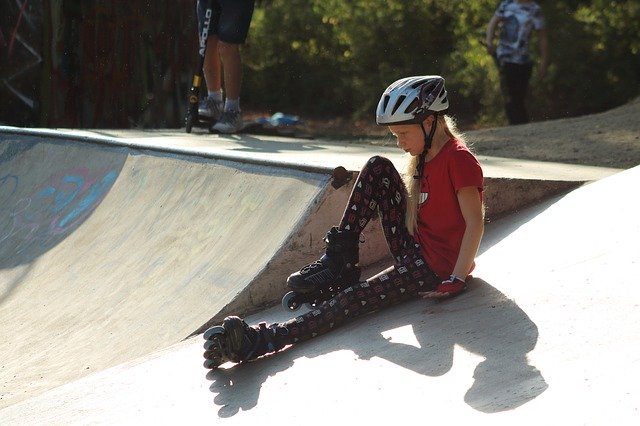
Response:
[282,291,301,311]
[185,114,194,133]
[203,358,222,370]
[203,325,225,341]
[203,327,226,369]
[203,339,220,351]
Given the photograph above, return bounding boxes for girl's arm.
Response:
[420,186,484,299]
[452,186,485,279]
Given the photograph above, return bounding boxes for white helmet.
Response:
[376,75,449,125]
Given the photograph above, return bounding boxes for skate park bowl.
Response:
[0,126,637,423]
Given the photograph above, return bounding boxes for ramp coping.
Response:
[0,126,337,176]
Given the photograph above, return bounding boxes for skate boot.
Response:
[203,316,286,369]
[283,226,360,311]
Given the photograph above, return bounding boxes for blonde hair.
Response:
[402,115,467,235]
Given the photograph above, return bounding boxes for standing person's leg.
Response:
[217,42,242,105]
[203,37,221,95]
[197,0,223,119]
[502,62,532,125]
[212,0,255,133]
[510,62,533,124]
[499,61,518,125]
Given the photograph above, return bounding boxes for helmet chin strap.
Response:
[413,114,438,179]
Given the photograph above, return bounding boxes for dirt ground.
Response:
[465,97,640,169]
[298,96,640,170]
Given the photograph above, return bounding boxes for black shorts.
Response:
[197,0,255,44]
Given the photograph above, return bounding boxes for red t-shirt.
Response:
[414,138,484,279]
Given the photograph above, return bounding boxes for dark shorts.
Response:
[197,0,255,44]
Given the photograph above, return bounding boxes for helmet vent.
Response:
[391,95,406,115]
[382,95,390,112]
[406,98,420,114]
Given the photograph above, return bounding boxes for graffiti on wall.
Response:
[1,1,197,128]
[0,0,42,119]
[0,167,117,255]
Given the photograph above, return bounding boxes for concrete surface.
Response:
[7,126,623,220]
[0,134,287,406]
[51,127,621,181]
[0,126,637,424]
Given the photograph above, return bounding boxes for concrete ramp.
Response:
[0,130,392,409]
[1,147,637,422]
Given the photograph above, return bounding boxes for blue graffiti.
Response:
[52,175,84,214]
[58,170,117,228]
[0,168,118,250]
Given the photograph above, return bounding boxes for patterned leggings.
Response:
[278,156,439,345]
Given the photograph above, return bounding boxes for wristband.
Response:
[436,274,467,296]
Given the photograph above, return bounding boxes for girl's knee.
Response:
[363,156,395,174]
[367,155,391,166]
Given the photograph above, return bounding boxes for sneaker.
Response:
[211,110,243,133]
[198,97,223,120]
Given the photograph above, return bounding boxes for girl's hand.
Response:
[419,275,466,299]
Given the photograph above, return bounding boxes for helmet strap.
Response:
[414,114,438,179]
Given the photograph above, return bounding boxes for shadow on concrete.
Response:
[207,357,294,418]
[225,133,329,154]
[205,277,547,416]
[201,194,566,416]
[0,263,36,307]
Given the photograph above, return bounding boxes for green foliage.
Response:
[243,0,346,115]
[243,0,640,126]
[445,1,505,125]
[573,1,640,109]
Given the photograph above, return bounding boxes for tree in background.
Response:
[244,0,640,127]
[538,0,640,118]
[1,0,638,128]
[244,0,456,119]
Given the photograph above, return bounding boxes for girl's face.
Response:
[389,123,425,156]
